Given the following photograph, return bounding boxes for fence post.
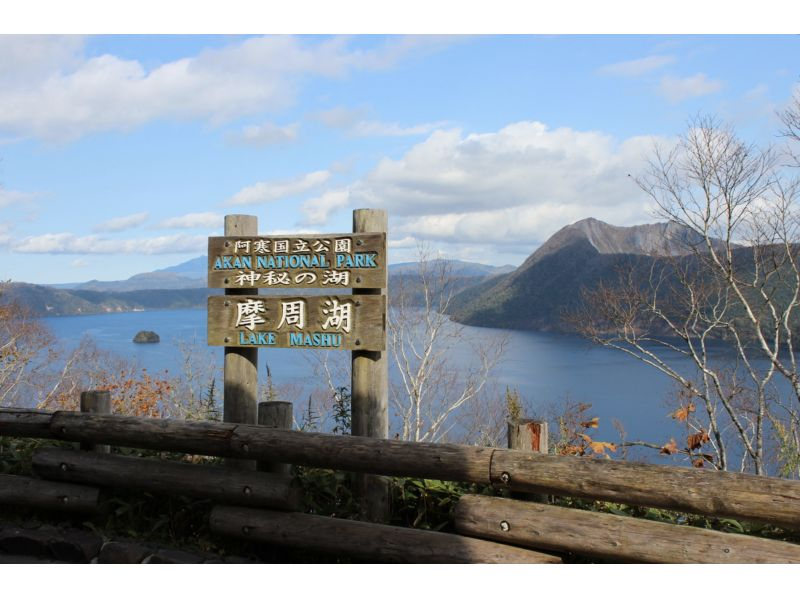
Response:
[80,390,111,453]
[351,208,389,522]
[257,401,293,476]
[223,214,259,470]
[507,419,548,502]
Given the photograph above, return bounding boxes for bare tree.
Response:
[388,246,507,443]
[572,113,800,476]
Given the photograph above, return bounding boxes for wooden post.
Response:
[223,214,259,470]
[80,390,110,453]
[257,401,293,476]
[351,208,389,522]
[508,419,548,454]
[508,419,548,502]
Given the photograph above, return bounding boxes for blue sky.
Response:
[0,34,798,283]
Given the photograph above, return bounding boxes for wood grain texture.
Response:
[455,494,800,564]
[208,233,386,289]
[0,408,53,438]
[80,390,111,453]
[223,215,259,470]
[0,473,99,513]
[207,294,385,350]
[507,420,549,503]
[489,450,800,529]
[351,208,389,522]
[32,447,300,510]
[45,411,494,482]
[9,408,797,529]
[257,401,293,475]
[210,505,561,563]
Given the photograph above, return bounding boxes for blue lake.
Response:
[43,307,746,453]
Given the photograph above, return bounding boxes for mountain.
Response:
[15,256,511,317]
[155,256,207,279]
[2,283,216,317]
[72,257,207,292]
[50,256,509,294]
[449,218,707,331]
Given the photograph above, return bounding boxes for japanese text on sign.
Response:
[207,295,385,351]
[207,233,386,290]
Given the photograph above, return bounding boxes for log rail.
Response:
[3,407,800,530]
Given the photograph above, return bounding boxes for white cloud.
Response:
[350,120,449,137]
[597,55,675,77]
[227,170,331,205]
[92,211,149,232]
[158,211,223,229]
[658,73,723,102]
[14,232,206,254]
[347,121,664,246]
[70,258,89,268]
[0,188,39,208]
[0,36,85,84]
[0,36,451,142]
[0,221,12,247]
[312,106,447,137]
[227,121,299,146]
[300,189,350,226]
[388,236,419,249]
[313,106,367,128]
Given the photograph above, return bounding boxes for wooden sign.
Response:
[208,233,386,290]
[207,295,386,351]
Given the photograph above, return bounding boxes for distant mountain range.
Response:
[4,219,719,327]
[3,256,513,317]
[448,218,713,331]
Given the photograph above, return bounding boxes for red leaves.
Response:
[670,403,696,422]
[687,430,710,451]
[660,438,679,455]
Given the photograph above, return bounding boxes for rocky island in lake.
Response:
[133,330,160,343]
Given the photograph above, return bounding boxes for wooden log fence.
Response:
[455,494,800,564]
[4,409,798,529]
[0,473,99,514]
[3,406,800,563]
[32,448,300,511]
[209,505,561,564]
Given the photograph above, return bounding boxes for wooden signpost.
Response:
[208,210,389,519]
[207,295,386,351]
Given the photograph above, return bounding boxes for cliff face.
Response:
[449,218,707,331]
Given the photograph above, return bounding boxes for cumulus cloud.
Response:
[227,170,331,205]
[658,73,723,102]
[348,121,664,247]
[14,232,206,254]
[0,188,39,208]
[0,35,451,142]
[312,106,447,137]
[158,211,223,229]
[597,55,675,77]
[300,189,350,226]
[92,211,149,233]
[227,121,299,146]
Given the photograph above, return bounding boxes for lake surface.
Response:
[43,308,744,453]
